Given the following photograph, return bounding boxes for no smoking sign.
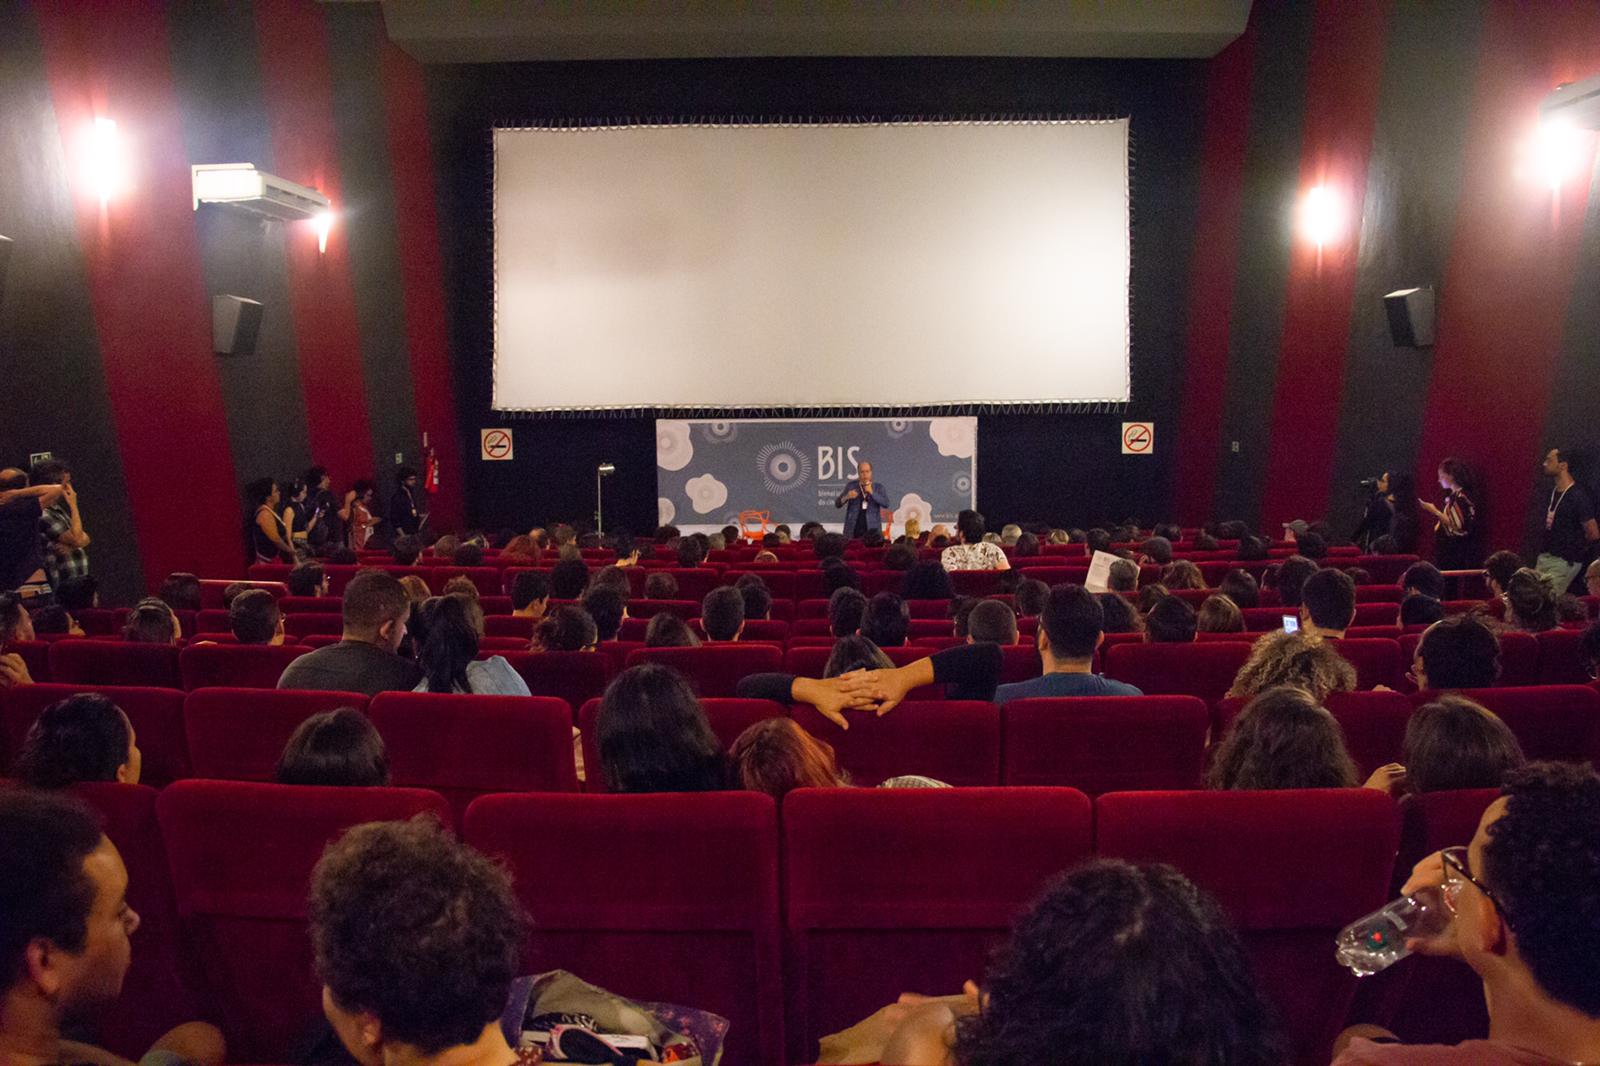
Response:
[1121,422,1154,455]
[480,428,514,461]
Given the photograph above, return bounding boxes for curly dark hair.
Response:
[1206,686,1359,790]
[1482,762,1600,1017]
[15,695,132,789]
[954,859,1284,1066]
[309,817,529,1054]
[0,791,103,987]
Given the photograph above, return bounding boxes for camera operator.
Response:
[1352,470,1418,554]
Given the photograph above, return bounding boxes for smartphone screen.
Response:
[1282,616,1299,634]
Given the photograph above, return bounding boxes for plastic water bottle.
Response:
[1335,887,1449,976]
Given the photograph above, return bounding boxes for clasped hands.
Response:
[795,666,915,729]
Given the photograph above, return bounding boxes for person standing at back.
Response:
[386,468,421,538]
[30,458,90,590]
[1535,448,1598,595]
[0,469,65,601]
[278,571,422,695]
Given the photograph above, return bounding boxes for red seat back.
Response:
[1352,602,1401,627]
[184,688,370,782]
[1095,789,1400,1066]
[465,792,783,1066]
[178,643,307,691]
[1495,631,1540,686]
[156,781,451,1062]
[428,566,501,595]
[282,612,345,638]
[1,683,189,787]
[498,651,614,711]
[276,595,343,614]
[1536,627,1592,684]
[1414,685,1600,762]
[368,693,577,820]
[1002,696,1209,792]
[781,787,1092,1060]
[48,640,182,689]
[71,782,196,1056]
[1103,642,1253,702]
[3,639,51,681]
[1328,638,1404,690]
[484,614,535,639]
[790,700,1001,786]
[625,645,783,698]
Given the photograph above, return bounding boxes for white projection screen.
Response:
[492,119,1130,411]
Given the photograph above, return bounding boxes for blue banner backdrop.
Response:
[655,418,977,534]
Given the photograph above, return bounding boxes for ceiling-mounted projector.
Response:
[191,163,330,221]
[1540,74,1600,130]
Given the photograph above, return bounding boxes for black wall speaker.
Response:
[0,235,12,308]
[1383,286,1436,348]
[213,294,264,357]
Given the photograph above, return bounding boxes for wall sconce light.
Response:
[1299,184,1345,249]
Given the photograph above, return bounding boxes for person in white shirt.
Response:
[939,510,1010,572]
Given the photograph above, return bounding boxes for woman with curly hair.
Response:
[1205,685,1397,791]
[1226,629,1357,702]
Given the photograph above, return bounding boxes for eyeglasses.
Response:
[1440,846,1512,929]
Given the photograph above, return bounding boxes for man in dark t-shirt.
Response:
[0,470,64,595]
[277,570,421,695]
[1536,448,1599,594]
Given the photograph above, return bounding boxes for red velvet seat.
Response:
[781,787,1093,1061]
[1354,585,1405,602]
[725,570,799,599]
[71,782,198,1056]
[652,568,721,601]
[73,607,127,637]
[48,640,182,689]
[281,612,344,638]
[498,651,614,713]
[183,688,371,781]
[1411,685,1600,762]
[178,643,307,691]
[428,565,502,595]
[1352,602,1401,627]
[996,643,1043,682]
[625,645,783,698]
[1353,555,1421,584]
[299,633,342,649]
[1,683,189,786]
[276,595,343,614]
[6,639,52,682]
[791,699,1001,786]
[195,609,231,632]
[157,781,451,1063]
[862,569,905,595]
[627,598,701,621]
[688,618,790,644]
[368,692,577,819]
[1103,641,1252,702]
[1001,696,1209,792]
[465,792,783,1066]
[795,599,831,620]
[1329,638,1405,690]
[484,614,535,639]
[1243,606,1299,631]
[578,696,785,793]
[1096,789,1401,1066]
[1536,627,1591,684]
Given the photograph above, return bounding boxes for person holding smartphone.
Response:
[1420,457,1481,572]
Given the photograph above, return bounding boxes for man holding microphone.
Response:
[835,460,889,539]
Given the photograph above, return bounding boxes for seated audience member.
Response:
[497,534,538,565]
[123,598,179,644]
[1227,629,1357,702]
[308,818,528,1066]
[1197,594,1246,633]
[1206,686,1390,791]
[1300,567,1356,639]
[287,562,329,598]
[876,543,914,573]
[228,588,285,645]
[1400,592,1446,628]
[1296,531,1329,560]
[548,557,589,600]
[580,586,627,643]
[1237,534,1271,561]
[278,571,423,695]
[643,571,679,600]
[532,605,598,652]
[157,571,202,612]
[595,664,728,793]
[1483,549,1525,602]
[1097,592,1142,634]
[1402,560,1447,601]
[731,718,848,799]
[1012,531,1041,557]
[829,587,869,638]
[950,596,979,640]
[1140,536,1174,566]
[1558,594,1589,624]
[941,510,1010,572]
[675,536,707,569]
[902,562,954,601]
[752,549,780,564]
[1013,578,1049,619]
[644,612,700,648]
[275,707,390,787]
[390,534,422,566]
[1335,763,1600,1065]
[0,792,227,1066]
[967,599,1019,645]
[15,694,141,788]
[992,585,1141,705]
[1194,532,1221,551]
[821,559,860,594]
[999,523,1022,546]
[698,586,745,643]
[413,595,528,696]
[1275,555,1319,608]
[1085,528,1112,554]
[706,532,727,552]
[1161,559,1205,590]
[218,581,252,608]
[29,605,80,636]
[509,571,550,620]
[1345,566,1373,585]
[813,532,848,561]
[1402,695,1526,795]
[1588,559,1600,599]
[327,546,358,565]
[430,534,460,559]
[586,564,630,600]
[1505,567,1559,633]
[55,574,98,613]
[860,592,910,648]
[723,523,745,545]
[1144,595,1197,643]
[1136,584,1169,616]
[441,575,480,601]
[825,635,895,677]
[1218,568,1261,609]
[1413,614,1502,690]
[451,541,484,567]
[842,860,1284,1066]
[0,592,37,644]
[736,574,772,620]
[1107,559,1140,594]
[397,575,430,606]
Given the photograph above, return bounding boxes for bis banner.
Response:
[655,418,977,535]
